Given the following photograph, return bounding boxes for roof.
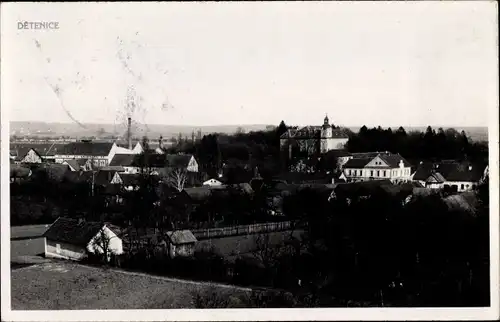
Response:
[166,154,193,168]
[323,149,352,158]
[10,143,65,158]
[413,162,484,182]
[63,159,85,171]
[344,158,372,169]
[118,173,141,186]
[166,230,197,245]
[94,170,118,186]
[378,153,412,168]
[43,217,105,246]
[59,141,114,156]
[343,152,411,169]
[109,154,136,167]
[131,154,167,168]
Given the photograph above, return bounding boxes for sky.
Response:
[1,2,498,128]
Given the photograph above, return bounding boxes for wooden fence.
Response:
[191,221,295,240]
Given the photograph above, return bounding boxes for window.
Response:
[461,184,464,190]
[370,170,374,177]
[56,243,61,254]
[347,169,351,176]
[377,170,380,177]
[466,184,469,188]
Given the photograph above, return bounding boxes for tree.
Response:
[276,120,288,138]
[165,168,188,192]
[88,226,117,264]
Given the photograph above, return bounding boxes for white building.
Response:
[342,152,412,183]
[411,161,486,192]
[43,217,123,261]
[280,115,349,156]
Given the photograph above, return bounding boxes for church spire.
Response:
[323,114,329,127]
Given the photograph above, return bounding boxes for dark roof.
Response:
[323,149,352,158]
[131,154,167,168]
[118,173,141,186]
[166,230,197,245]
[10,143,65,158]
[94,170,118,186]
[413,162,484,182]
[343,152,411,169]
[344,158,372,169]
[109,154,136,167]
[166,154,193,168]
[43,217,104,246]
[59,141,114,156]
[378,153,412,168]
[63,159,87,171]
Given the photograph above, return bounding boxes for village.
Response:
[9,115,490,308]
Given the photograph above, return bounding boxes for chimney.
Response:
[127,117,132,150]
[159,135,163,150]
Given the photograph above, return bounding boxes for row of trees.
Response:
[347,125,488,163]
[164,122,487,181]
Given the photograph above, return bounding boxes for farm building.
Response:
[43,217,123,261]
[165,230,197,259]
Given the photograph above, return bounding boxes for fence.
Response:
[191,221,296,240]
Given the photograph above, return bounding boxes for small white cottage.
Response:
[43,217,123,261]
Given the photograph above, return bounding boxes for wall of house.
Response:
[444,181,478,192]
[203,179,222,186]
[110,172,123,184]
[86,226,124,255]
[45,239,87,261]
[170,244,195,258]
[133,142,143,154]
[343,167,412,183]
[21,149,42,163]
[187,157,199,173]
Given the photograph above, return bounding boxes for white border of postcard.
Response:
[1,1,499,321]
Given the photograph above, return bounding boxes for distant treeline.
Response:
[167,122,488,177]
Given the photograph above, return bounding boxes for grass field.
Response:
[11,261,250,310]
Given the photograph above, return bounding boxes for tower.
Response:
[320,114,332,153]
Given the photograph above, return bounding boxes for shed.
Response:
[43,217,123,261]
[165,230,198,258]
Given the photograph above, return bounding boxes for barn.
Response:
[43,217,123,261]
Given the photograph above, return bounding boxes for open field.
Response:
[11,261,251,310]
[197,229,303,260]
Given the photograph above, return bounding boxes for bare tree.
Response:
[251,232,286,271]
[165,168,188,192]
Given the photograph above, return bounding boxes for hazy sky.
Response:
[1,2,498,128]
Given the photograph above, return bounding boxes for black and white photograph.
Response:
[1,1,498,321]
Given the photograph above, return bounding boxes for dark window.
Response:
[461,184,464,190]
[377,170,380,177]
[370,170,374,176]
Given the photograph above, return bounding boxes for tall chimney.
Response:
[127,117,132,150]
[159,135,163,150]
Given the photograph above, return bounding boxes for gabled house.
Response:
[412,161,485,192]
[18,148,43,164]
[342,152,412,184]
[166,154,199,173]
[203,178,223,187]
[43,217,124,261]
[54,140,118,167]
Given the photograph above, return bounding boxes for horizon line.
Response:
[9,120,488,129]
